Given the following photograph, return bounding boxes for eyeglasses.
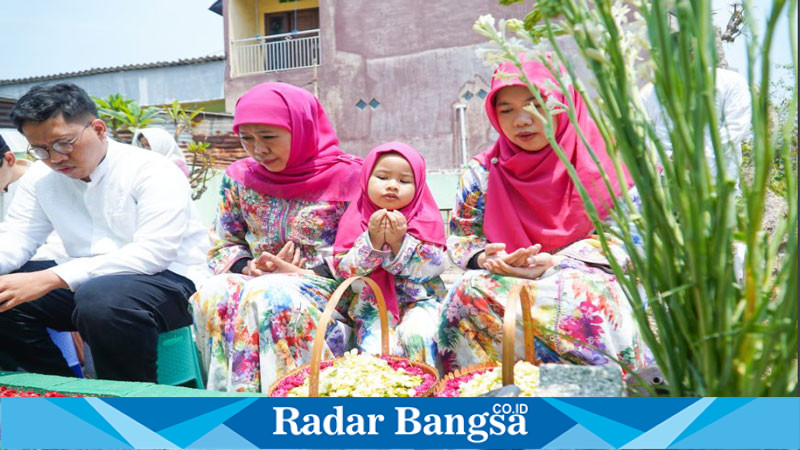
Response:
[27,122,92,161]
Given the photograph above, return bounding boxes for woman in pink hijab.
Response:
[437,59,651,373]
[190,82,363,392]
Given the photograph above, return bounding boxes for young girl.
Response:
[255,142,446,378]
[333,142,447,367]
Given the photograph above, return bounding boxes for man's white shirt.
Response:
[641,67,753,181]
[0,139,210,290]
[1,159,67,262]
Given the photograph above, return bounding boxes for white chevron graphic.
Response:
[621,398,715,449]
[85,398,180,449]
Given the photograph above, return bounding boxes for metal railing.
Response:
[231,29,320,76]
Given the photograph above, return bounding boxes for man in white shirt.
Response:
[641,67,752,192]
[1,135,80,376]
[0,83,209,383]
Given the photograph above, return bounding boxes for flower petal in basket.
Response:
[269,352,438,397]
[268,276,438,397]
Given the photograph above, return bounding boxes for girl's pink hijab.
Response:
[227,82,362,202]
[334,142,446,320]
[475,59,633,253]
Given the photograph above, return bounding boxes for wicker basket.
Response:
[268,275,438,397]
[433,283,539,396]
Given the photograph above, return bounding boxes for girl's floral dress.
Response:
[333,231,447,369]
[190,174,349,392]
[438,159,651,373]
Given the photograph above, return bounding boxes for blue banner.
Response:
[2,397,799,449]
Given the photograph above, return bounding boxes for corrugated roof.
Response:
[0,55,225,86]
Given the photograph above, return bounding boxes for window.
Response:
[264,7,319,35]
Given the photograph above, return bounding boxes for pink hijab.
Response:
[226,82,362,201]
[334,142,446,320]
[475,59,633,253]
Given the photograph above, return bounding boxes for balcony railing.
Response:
[231,29,320,76]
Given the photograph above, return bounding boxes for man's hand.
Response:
[0,270,67,313]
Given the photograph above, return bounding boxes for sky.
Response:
[0,0,224,81]
[711,0,795,82]
[0,1,794,82]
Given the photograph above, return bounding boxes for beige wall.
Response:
[228,0,257,41]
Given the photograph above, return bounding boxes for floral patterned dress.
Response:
[438,160,650,373]
[230,230,446,393]
[192,174,447,392]
[333,231,447,368]
[190,174,348,392]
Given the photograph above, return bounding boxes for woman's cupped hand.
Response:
[480,243,558,280]
[243,241,311,276]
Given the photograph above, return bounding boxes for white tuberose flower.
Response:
[539,77,561,95]
[545,94,568,115]
[474,14,497,39]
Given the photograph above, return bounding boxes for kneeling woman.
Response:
[438,59,650,372]
[190,82,362,392]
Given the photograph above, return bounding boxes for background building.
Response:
[221,0,534,170]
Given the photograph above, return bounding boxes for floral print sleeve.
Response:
[447,159,489,270]
[333,230,391,278]
[338,231,447,368]
[383,234,446,284]
[208,174,252,274]
[333,231,447,285]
